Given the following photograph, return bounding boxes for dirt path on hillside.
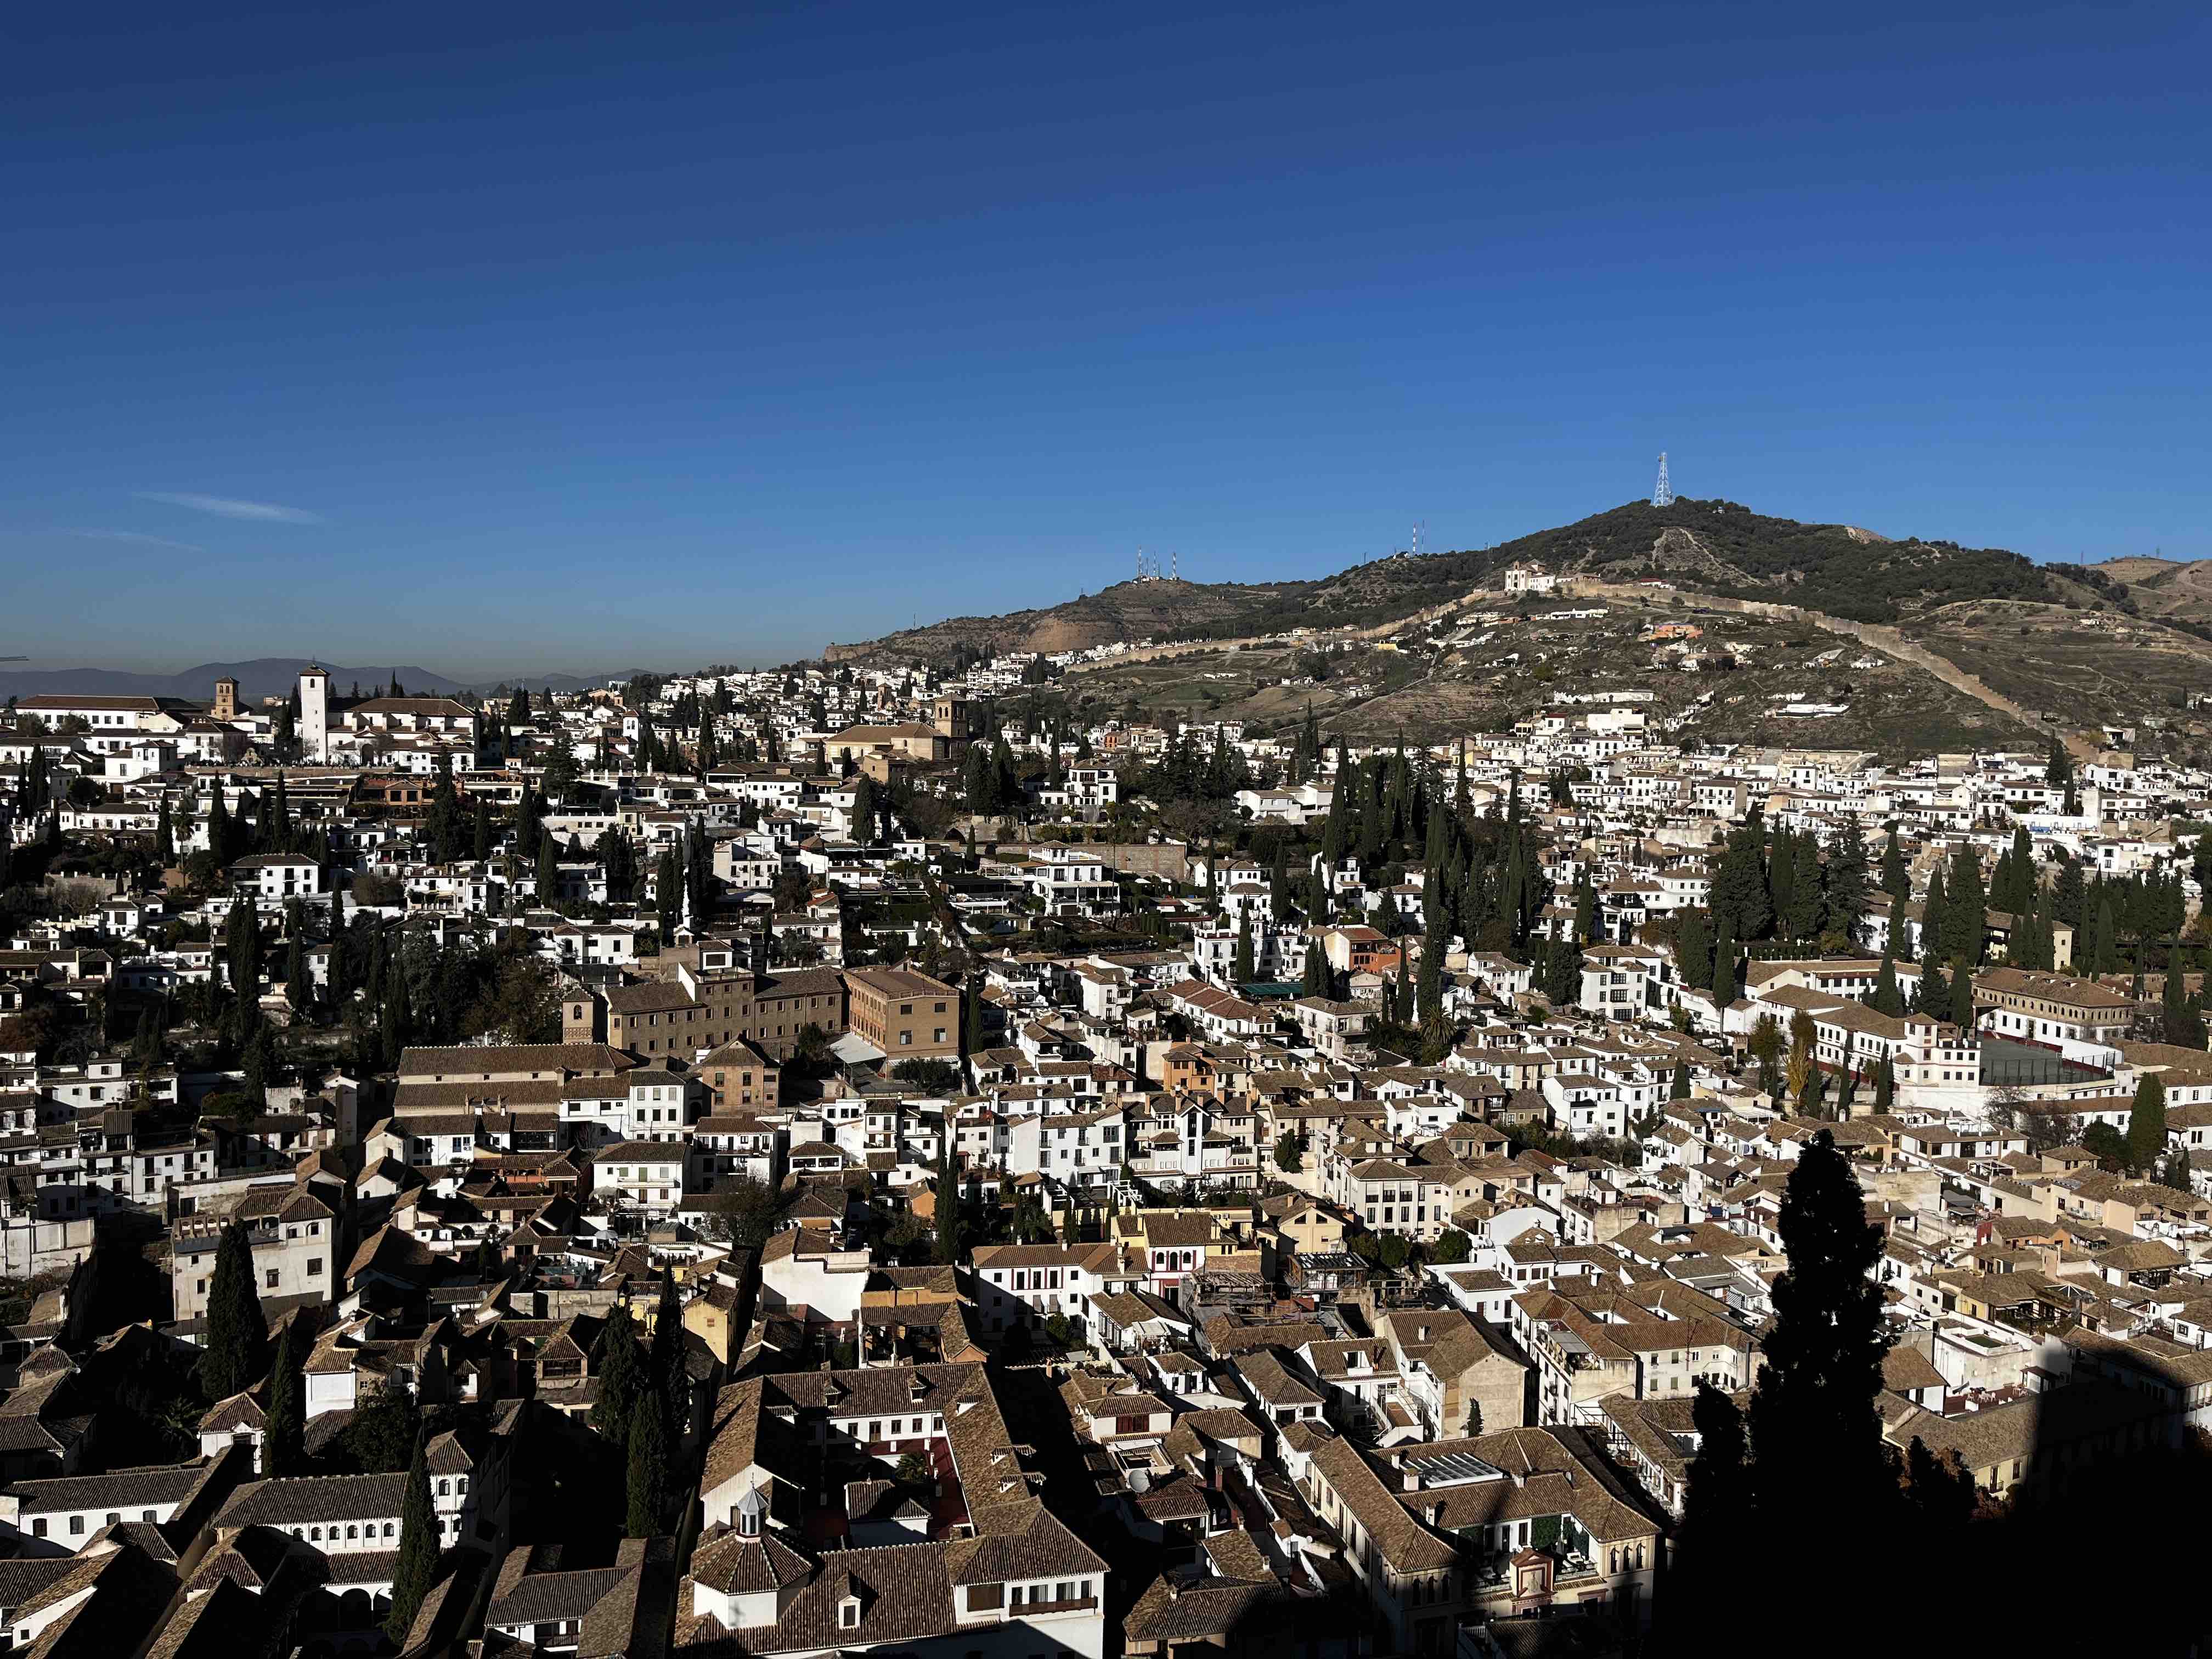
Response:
[1065,575,2101,760]
[1566,580,2098,759]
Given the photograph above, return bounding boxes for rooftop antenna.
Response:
[1652,453,1674,508]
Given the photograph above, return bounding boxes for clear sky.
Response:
[4,1,2207,675]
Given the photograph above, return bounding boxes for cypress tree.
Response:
[1824,821,1871,944]
[1710,912,1739,1006]
[2128,1071,2168,1174]
[1920,864,1946,969]
[1787,831,1822,943]
[1669,1382,1752,1632]
[155,794,175,866]
[1945,846,1987,968]
[1714,821,1772,941]
[1745,1130,1894,1620]
[2092,895,2116,974]
[198,1222,268,1401]
[1768,825,1797,941]
[1874,1051,1895,1112]
[1949,957,1976,1028]
[385,1431,440,1643]
[1670,1061,1691,1101]
[206,787,234,866]
[1417,921,1444,1023]
[625,1391,669,1537]
[1677,909,1713,991]
[1871,952,1904,1017]
[648,1267,684,1430]
[932,1142,962,1264]
[1880,826,1907,904]
[262,1320,306,1476]
[592,1304,645,1449]
[961,979,984,1056]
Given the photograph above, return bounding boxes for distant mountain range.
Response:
[0,658,658,705]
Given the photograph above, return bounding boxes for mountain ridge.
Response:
[825,497,2079,663]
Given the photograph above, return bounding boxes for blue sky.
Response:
[4,1,2207,675]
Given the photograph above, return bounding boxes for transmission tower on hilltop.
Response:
[1652,453,1673,508]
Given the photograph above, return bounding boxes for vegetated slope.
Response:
[821,577,1316,664]
[1295,498,2053,627]
[827,498,2061,662]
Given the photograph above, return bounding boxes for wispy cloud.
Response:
[65,528,207,552]
[136,491,326,524]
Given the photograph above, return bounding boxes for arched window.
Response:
[310,1527,322,1541]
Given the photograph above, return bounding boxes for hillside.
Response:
[826,498,2212,762]
[821,577,1316,664]
[826,499,2063,667]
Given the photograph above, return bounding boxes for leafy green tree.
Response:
[385,1431,440,1643]
[1273,1131,1305,1173]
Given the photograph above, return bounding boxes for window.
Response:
[31,1519,45,1538]
[265,1269,281,1289]
[967,1584,1003,1612]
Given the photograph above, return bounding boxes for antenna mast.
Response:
[1652,453,1673,508]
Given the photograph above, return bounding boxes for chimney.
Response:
[1401,1468,1420,1492]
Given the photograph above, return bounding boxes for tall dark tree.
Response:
[2128,1070,2169,1175]
[592,1304,645,1449]
[1712,821,1773,942]
[932,1141,962,1264]
[1676,908,1714,991]
[1745,1130,1893,1598]
[197,1223,269,1401]
[262,1319,306,1476]
[1668,1383,1752,1634]
[1709,911,1739,1007]
[1944,845,1987,968]
[1880,825,1909,907]
[385,1431,441,1643]
[1824,821,1871,943]
[648,1267,685,1431]
[625,1391,669,1536]
[1870,953,1904,1018]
